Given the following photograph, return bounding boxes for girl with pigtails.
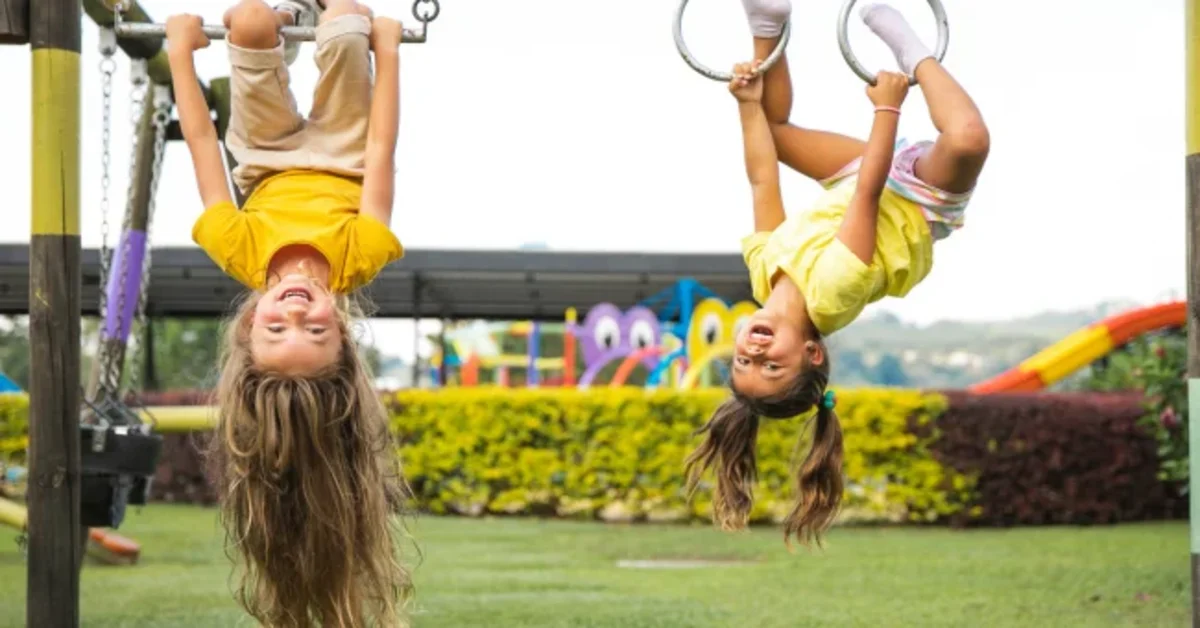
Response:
[686,0,990,546]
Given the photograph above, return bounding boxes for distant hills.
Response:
[826,300,1149,389]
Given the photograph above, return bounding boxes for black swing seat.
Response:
[79,397,164,529]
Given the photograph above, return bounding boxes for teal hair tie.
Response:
[821,390,837,410]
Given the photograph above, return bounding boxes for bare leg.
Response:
[910,58,990,194]
[753,37,866,182]
[859,4,989,194]
[221,0,307,192]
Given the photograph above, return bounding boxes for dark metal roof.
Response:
[0,245,753,320]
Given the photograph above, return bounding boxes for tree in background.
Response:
[147,318,223,390]
[1084,332,1188,491]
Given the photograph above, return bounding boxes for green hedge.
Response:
[1,388,1180,527]
[0,393,27,468]
[390,388,962,524]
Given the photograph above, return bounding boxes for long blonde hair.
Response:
[209,293,412,627]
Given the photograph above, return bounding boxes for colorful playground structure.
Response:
[969,301,1185,393]
[431,278,1188,394]
[432,279,761,390]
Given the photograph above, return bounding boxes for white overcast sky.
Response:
[0,0,1187,359]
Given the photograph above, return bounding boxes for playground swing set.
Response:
[4,0,1200,626]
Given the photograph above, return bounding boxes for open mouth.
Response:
[748,324,774,342]
[279,287,313,304]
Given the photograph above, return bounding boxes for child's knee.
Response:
[320,0,373,24]
[227,0,282,49]
[945,116,990,160]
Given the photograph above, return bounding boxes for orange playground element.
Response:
[0,497,142,565]
[970,301,1185,393]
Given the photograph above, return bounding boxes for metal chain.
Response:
[126,85,171,401]
[412,0,441,24]
[97,29,117,357]
[98,60,148,399]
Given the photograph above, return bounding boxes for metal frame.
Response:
[0,244,755,320]
[112,0,441,44]
[114,22,431,45]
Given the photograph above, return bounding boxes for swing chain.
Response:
[97,28,118,339]
[126,86,171,400]
[97,60,149,399]
[412,0,440,25]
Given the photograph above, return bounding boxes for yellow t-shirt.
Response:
[742,181,933,336]
[192,171,403,294]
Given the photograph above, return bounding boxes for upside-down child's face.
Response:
[250,274,343,375]
[730,310,813,399]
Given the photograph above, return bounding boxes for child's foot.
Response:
[741,0,791,39]
[860,3,933,76]
[275,0,323,65]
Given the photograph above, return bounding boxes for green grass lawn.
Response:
[0,505,1189,627]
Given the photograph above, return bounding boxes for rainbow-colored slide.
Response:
[0,497,142,564]
[969,301,1185,394]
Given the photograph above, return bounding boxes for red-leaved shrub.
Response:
[923,391,1185,527]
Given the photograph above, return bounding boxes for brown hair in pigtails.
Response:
[783,388,844,549]
[686,339,845,547]
[684,397,762,531]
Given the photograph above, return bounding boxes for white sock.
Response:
[741,0,791,39]
[859,3,933,76]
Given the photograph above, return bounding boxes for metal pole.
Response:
[564,308,577,387]
[438,319,448,386]
[412,278,422,388]
[113,21,428,44]
[1187,0,1200,624]
[527,322,541,388]
[27,0,83,622]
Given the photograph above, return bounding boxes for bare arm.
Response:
[360,47,400,226]
[837,110,898,264]
[167,46,233,209]
[739,101,786,233]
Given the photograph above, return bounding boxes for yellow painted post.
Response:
[1186,0,1200,624]
[27,0,82,623]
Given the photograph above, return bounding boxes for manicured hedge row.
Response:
[925,391,1185,526]
[0,388,1185,527]
[388,388,956,525]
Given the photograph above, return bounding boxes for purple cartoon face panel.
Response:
[622,306,662,369]
[576,303,663,369]
[579,303,624,366]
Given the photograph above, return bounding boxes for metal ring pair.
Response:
[674,0,949,86]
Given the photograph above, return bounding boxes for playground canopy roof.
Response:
[0,245,753,321]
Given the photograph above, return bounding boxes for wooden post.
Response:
[86,96,160,401]
[27,0,82,623]
[0,0,28,44]
[1187,1,1200,624]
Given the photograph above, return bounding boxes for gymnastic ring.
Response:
[837,0,949,86]
[673,0,791,83]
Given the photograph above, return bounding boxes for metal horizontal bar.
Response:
[113,22,427,44]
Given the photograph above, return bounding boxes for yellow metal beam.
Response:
[140,406,216,433]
